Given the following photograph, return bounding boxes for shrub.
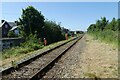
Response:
[8,31,15,37]
[2,34,44,59]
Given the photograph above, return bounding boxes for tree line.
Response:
[87,17,119,46]
[15,6,69,44]
[3,6,83,59]
[87,17,119,32]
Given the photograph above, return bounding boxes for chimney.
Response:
[14,21,18,25]
[1,20,5,23]
[15,21,17,23]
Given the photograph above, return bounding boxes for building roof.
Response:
[0,21,6,27]
[8,22,17,27]
[0,20,17,28]
[10,26,18,31]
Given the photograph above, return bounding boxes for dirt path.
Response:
[43,34,118,78]
[78,34,118,78]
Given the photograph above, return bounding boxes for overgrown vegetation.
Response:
[3,6,71,59]
[17,6,66,44]
[87,17,119,47]
[8,31,16,37]
[43,20,65,44]
[3,34,43,59]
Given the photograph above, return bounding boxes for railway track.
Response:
[2,34,84,79]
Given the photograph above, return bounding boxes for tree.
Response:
[43,20,65,44]
[8,31,15,37]
[61,27,69,34]
[100,17,108,31]
[95,20,101,31]
[18,6,45,38]
[88,17,109,32]
[87,24,96,32]
[118,19,120,31]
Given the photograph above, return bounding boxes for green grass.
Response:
[88,30,118,48]
[2,34,43,60]
[2,37,44,60]
[2,36,75,60]
[1,34,78,67]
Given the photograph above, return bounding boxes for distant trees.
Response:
[61,27,69,34]
[105,18,118,31]
[87,17,119,46]
[76,31,84,34]
[87,17,118,32]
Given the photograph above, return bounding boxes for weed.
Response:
[11,60,18,69]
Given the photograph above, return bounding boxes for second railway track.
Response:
[2,34,84,80]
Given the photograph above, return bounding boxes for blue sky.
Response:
[1,2,118,31]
